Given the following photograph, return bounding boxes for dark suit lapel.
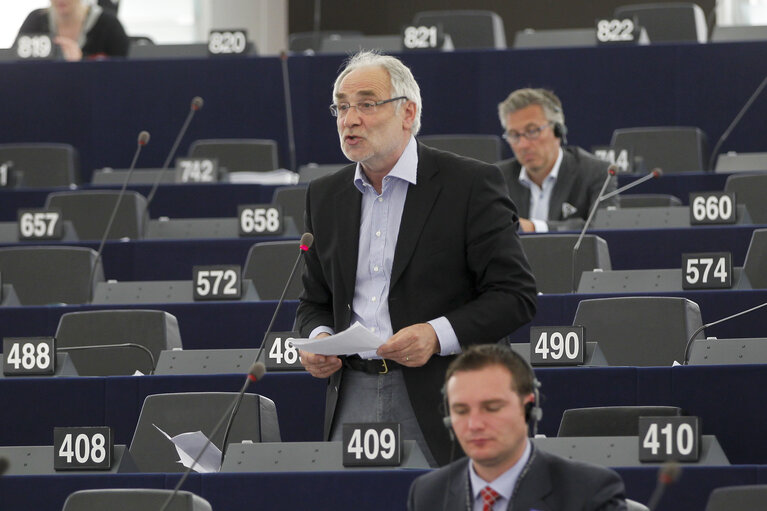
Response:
[390,145,441,289]
[549,150,576,221]
[333,179,362,303]
[446,459,471,511]
[510,447,553,511]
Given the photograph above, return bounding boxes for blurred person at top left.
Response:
[17,0,129,61]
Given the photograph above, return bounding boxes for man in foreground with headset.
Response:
[496,88,616,233]
[408,344,627,510]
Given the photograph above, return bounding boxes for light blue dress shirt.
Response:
[518,147,564,233]
[469,440,532,511]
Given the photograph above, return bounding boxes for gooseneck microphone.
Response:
[219,232,315,454]
[58,343,156,374]
[647,461,681,510]
[88,131,150,302]
[707,75,767,172]
[280,52,297,172]
[682,301,767,365]
[159,233,314,511]
[146,96,204,207]
[599,168,663,202]
[158,362,264,511]
[571,165,617,292]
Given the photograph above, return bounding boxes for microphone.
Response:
[571,165,617,291]
[146,96,205,207]
[280,52,297,171]
[219,232,314,453]
[707,75,767,172]
[88,131,150,302]
[159,233,314,511]
[683,300,767,365]
[598,168,662,202]
[158,362,263,511]
[58,343,156,374]
[647,461,681,510]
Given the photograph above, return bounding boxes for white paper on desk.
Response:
[153,424,222,473]
[287,322,384,355]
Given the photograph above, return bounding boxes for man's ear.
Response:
[401,100,417,130]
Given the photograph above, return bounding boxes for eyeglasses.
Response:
[502,122,553,144]
[329,96,408,117]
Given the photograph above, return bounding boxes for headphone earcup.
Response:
[553,122,568,145]
[443,416,455,441]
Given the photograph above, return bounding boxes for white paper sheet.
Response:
[287,322,384,355]
[154,424,222,473]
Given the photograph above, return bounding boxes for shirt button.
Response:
[374,266,379,272]
[376,231,381,237]
[378,197,383,202]
[371,296,377,302]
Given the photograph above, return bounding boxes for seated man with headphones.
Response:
[408,344,627,510]
[496,88,617,232]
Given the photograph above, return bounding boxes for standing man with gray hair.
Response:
[496,88,617,232]
[296,51,537,467]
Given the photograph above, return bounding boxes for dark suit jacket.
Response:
[496,146,617,229]
[408,445,628,511]
[296,143,537,466]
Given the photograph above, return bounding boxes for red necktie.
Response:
[480,486,500,511]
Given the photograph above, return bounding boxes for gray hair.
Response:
[498,88,565,130]
[332,51,422,136]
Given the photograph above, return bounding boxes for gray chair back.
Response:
[298,163,346,183]
[0,143,79,187]
[129,392,280,472]
[724,172,767,223]
[741,228,767,289]
[243,241,304,300]
[558,406,683,437]
[610,127,708,172]
[573,297,703,366]
[520,234,611,294]
[413,10,506,49]
[63,489,212,511]
[706,485,767,511]
[273,186,307,233]
[420,135,502,164]
[0,246,102,305]
[614,3,708,43]
[45,190,147,240]
[189,139,278,172]
[55,310,182,375]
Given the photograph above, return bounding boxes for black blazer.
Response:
[296,143,537,466]
[496,146,617,229]
[408,446,628,511]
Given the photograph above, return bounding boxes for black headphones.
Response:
[552,121,568,146]
[541,91,568,146]
[441,347,543,441]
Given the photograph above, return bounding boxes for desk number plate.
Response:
[638,416,700,462]
[193,265,242,301]
[682,252,732,289]
[54,426,114,470]
[529,326,585,366]
[263,331,303,370]
[238,204,284,236]
[3,337,56,376]
[342,423,401,467]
